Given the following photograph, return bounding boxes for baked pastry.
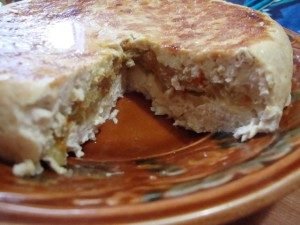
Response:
[0,0,293,176]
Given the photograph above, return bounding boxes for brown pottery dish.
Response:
[0,29,299,225]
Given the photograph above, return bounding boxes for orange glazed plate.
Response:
[0,30,299,225]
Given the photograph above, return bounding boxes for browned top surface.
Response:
[0,0,273,82]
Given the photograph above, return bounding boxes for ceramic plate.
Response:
[0,30,298,225]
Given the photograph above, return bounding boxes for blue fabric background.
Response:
[228,0,300,33]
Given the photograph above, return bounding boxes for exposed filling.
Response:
[136,50,206,92]
[69,76,113,124]
[14,46,270,176]
[130,50,259,114]
[45,71,120,171]
[50,50,260,165]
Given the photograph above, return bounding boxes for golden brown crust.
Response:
[0,0,275,82]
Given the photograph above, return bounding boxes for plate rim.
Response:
[0,149,299,225]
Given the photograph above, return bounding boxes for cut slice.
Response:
[0,0,293,176]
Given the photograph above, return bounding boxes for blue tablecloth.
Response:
[229,0,300,33]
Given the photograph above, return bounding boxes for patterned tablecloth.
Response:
[229,0,300,33]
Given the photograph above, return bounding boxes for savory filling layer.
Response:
[127,64,256,133]
[45,72,120,172]
[129,49,260,117]
[13,46,269,176]
[69,76,113,125]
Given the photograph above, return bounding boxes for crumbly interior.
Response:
[12,43,289,176]
[125,48,269,134]
[13,58,125,176]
